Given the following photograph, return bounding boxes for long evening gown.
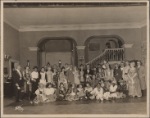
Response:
[46,71,53,83]
[137,66,146,90]
[104,69,114,81]
[128,68,142,97]
[59,72,68,89]
[73,70,80,85]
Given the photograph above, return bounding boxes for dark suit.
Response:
[84,69,93,76]
[12,70,24,102]
[84,69,93,83]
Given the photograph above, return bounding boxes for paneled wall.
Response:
[4,23,20,61]
[4,23,20,70]
[41,52,72,66]
[3,23,147,68]
[19,27,144,67]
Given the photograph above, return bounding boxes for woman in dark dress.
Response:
[114,63,122,83]
[53,68,59,88]
[79,64,85,87]
[137,61,146,96]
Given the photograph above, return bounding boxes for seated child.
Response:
[103,80,111,100]
[34,83,47,104]
[84,82,94,100]
[116,80,127,98]
[57,83,67,101]
[91,83,104,101]
[66,84,78,101]
[109,80,118,99]
[44,83,56,102]
[76,84,86,100]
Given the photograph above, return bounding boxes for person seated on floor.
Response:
[66,84,78,101]
[84,82,94,100]
[103,80,111,100]
[44,83,57,102]
[117,80,127,98]
[57,82,67,101]
[109,80,118,99]
[91,83,104,101]
[76,84,86,100]
[34,83,47,104]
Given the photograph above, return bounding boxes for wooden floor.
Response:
[3,96,147,115]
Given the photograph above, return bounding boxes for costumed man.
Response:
[65,64,74,87]
[12,63,24,102]
[84,64,93,83]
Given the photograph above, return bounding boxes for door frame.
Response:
[9,59,19,77]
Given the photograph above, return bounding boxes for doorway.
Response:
[37,37,78,68]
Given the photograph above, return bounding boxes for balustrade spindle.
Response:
[86,48,124,67]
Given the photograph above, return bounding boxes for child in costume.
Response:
[66,84,78,101]
[44,83,56,102]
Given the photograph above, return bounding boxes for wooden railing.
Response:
[86,48,124,67]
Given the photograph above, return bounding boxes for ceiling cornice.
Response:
[3,17,146,32]
[18,21,146,32]
[4,17,19,30]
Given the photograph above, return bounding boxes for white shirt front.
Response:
[16,69,22,80]
[85,87,93,92]
[46,71,53,83]
[31,71,39,80]
[91,87,103,96]
[40,72,46,80]
[44,88,55,95]
[109,85,117,92]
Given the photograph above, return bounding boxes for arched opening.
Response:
[37,37,78,68]
[84,35,125,63]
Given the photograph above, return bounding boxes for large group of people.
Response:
[12,60,146,104]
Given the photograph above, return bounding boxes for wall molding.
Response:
[76,46,85,50]
[28,47,39,51]
[4,17,19,31]
[4,17,146,32]
[123,44,133,48]
[19,21,146,32]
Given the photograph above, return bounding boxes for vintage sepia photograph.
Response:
[0,0,149,117]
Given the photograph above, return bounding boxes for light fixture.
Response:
[4,54,11,61]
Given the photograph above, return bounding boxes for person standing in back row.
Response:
[12,63,24,102]
[137,61,146,96]
[66,65,74,87]
[31,66,39,101]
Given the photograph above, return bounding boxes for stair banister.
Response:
[86,48,124,67]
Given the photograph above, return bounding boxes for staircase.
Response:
[86,48,124,67]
